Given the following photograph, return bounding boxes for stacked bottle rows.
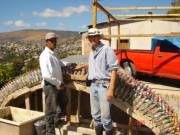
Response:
[0,69,42,105]
[0,65,87,106]
[0,66,179,134]
[115,68,179,135]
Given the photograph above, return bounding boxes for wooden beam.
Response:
[25,93,30,110]
[101,6,180,11]
[114,13,180,17]
[104,33,180,38]
[95,2,118,22]
[117,18,180,21]
[107,15,111,45]
[92,0,97,28]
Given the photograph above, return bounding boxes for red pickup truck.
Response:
[115,37,180,80]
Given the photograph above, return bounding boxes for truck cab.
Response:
[153,37,180,79]
[115,37,180,80]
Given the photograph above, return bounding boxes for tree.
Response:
[167,0,180,14]
[0,63,15,88]
[23,58,39,72]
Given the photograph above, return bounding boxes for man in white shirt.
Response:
[39,32,68,135]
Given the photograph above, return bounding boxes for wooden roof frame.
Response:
[92,0,180,38]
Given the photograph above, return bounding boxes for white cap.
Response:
[87,28,102,36]
[45,32,57,40]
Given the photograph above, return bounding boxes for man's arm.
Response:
[40,56,62,89]
[107,70,117,101]
[106,47,119,101]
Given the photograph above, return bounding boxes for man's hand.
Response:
[59,83,64,90]
[107,86,114,101]
[74,64,88,70]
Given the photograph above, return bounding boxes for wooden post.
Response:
[42,91,45,112]
[34,92,38,110]
[107,15,111,46]
[25,93,30,110]
[128,117,133,135]
[92,0,97,28]
[117,23,120,49]
[66,89,72,122]
[76,91,81,123]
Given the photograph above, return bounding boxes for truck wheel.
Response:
[123,62,136,77]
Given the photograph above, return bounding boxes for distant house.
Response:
[82,17,180,55]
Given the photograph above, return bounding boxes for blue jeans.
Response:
[90,82,113,131]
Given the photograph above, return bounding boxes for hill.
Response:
[0,29,79,43]
[0,29,82,87]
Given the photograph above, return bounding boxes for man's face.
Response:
[47,38,57,50]
[87,35,100,50]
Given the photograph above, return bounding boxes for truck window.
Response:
[118,39,130,50]
[160,41,179,53]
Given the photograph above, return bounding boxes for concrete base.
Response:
[0,106,44,135]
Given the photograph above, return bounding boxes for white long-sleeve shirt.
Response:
[39,47,69,89]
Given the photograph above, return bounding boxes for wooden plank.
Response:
[65,82,89,94]
[114,13,180,17]
[102,6,180,11]
[105,33,180,38]
[67,74,87,81]
[117,18,180,21]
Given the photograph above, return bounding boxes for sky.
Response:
[0,0,173,33]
